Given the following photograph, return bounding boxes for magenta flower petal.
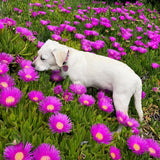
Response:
[91,123,112,144]
[146,138,160,158]
[0,63,9,75]
[0,74,15,89]
[28,90,44,102]
[63,89,74,102]
[151,63,159,69]
[110,146,121,160]
[39,96,62,114]
[126,118,140,128]
[0,87,22,108]
[48,113,73,134]
[20,59,33,69]
[33,143,60,160]
[69,84,87,95]
[116,110,129,125]
[53,85,63,95]
[18,68,39,82]
[127,135,147,155]
[98,98,114,113]
[79,94,95,106]
[3,142,33,160]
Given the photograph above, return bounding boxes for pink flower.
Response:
[3,142,33,160]
[0,63,9,75]
[109,37,116,42]
[85,23,93,29]
[75,33,85,39]
[20,59,33,69]
[33,143,60,160]
[91,123,112,144]
[110,146,121,160]
[18,68,39,82]
[69,84,87,95]
[112,42,120,48]
[151,63,159,69]
[145,138,160,158]
[28,90,44,102]
[126,118,140,128]
[52,34,61,41]
[0,52,14,65]
[98,98,114,113]
[116,110,129,125]
[48,113,72,134]
[32,11,37,17]
[53,85,63,95]
[0,87,22,108]
[40,20,48,25]
[79,94,95,106]
[39,96,62,114]
[0,22,4,29]
[50,70,63,82]
[0,74,15,89]
[127,135,147,155]
[63,89,74,102]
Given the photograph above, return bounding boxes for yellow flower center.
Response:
[111,152,116,159]
[6,96,15,104]
[15,152,24,160]
[56,122,64,130]
[149,147,156,154]
[96,132,103,140]
[0,69,2,73]
[83,100,89,105]
[0,82,8,88]
[133,143,140,151]
[33,97,38,101]
[2,60,8,64]
[119,117,123,122]
[41,156,51,160]
[25,65,29,68]
[127,121,133,127]
[47,105,54,111]
[102,105,108,110]
[25,74,32,79]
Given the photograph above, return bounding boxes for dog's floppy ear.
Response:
[51,47,68,67]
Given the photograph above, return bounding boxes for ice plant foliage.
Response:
[3,142,33,160]
[48,113,73,134]
[0,87,22,108]
[91,123,112,144]
[33,143,61,160]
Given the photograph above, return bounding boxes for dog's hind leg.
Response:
[113,92,132,133]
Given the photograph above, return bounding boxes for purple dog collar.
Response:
[62,50,69,72]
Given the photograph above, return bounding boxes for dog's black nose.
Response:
[31,63,35,67]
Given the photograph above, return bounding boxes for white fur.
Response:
[33,39,143,130]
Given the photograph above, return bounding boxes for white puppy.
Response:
[32,39,143,131]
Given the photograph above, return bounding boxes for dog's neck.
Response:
[62,50,70,72]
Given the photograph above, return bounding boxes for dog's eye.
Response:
[40,57,45,60]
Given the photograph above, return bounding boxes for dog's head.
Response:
[32,39,68,71]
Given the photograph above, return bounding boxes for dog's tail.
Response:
[134,77,143,121]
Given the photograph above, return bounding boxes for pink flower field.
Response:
[0,0,160,159]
